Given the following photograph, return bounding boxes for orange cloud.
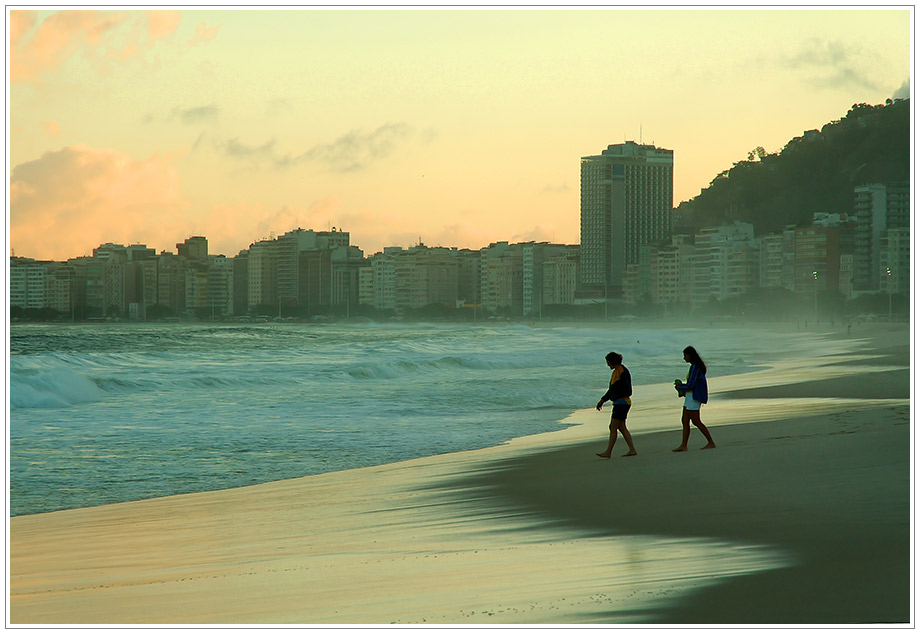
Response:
[190,22,220,46]
[42,119,62,136]
[10,9,182,84]
[147,10,181,40]
[10,145,190,260]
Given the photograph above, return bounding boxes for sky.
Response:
[7,6,913,261]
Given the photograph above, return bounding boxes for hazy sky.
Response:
[8,7,912,261]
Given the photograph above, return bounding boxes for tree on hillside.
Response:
[679,99,909,236]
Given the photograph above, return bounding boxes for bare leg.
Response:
[688,410,716,449]
[617,420,637,456]
[597,420,619,458]
[673,408,691,452]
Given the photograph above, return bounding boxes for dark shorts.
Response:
[610,403,631,421]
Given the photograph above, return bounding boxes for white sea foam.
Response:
[10,368,106,409]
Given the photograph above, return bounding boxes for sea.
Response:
[9,321,806,517]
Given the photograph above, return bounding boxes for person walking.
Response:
[672,346,716,451]
[596,351,637,458]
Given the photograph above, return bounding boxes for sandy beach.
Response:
[9,321,912,625]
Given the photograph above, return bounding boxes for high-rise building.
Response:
[579,141,673,298]
[853,182,910,290]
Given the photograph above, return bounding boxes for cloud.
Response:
[780,39,880,91]
[266,98,293,117]
[147,10,181,40]
[541,182,570,194]
[214,137,278,161]
[10,145,190,260]
[190,22,220,46]
[281,122,415,172]
[206,122,420,172]
[892,78,910,100]
[10,9,182,84]
[42,119,62,136]
[192,197,343,256]
[171,104,219,125]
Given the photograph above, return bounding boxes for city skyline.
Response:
[9,7,911,262]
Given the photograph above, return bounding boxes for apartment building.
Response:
[157,253,188,315]
[9,259,46,310]
[579,141,673,297]
[541,247,580,307]
[455,249,481,308]
[177,236,208,260]
[480,242,523,315]
[690,221,759,304]
[206,256,235,317]
[247,239,280,311]
[793,225,850,295]
[368,245,459,312]
[358,265,374,307]
[654,235,695,306]
[45,263,75,314]
[880,226,910,294]
[522,243,577,316]
[853,182,910,290]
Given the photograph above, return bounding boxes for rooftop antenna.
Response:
[640,123,643,144]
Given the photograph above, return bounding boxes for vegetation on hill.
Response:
[675,98,910,235]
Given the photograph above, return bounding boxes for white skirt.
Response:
[684,392,702,411]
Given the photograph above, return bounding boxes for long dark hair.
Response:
[605,351,623,365]
[683,346,706,374]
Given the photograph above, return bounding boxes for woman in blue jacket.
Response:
[672,346,716,451]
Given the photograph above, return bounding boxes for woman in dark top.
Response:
[596,351,637,458]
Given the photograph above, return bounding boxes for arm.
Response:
[678,365,704,392]
[596,384,616,410]
[598,367,631,409]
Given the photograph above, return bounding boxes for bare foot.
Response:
[596,453,611,459]
[700,443,716,450]
[622,451,637,457]
[672,447,687,452]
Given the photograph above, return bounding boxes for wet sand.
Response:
[9,322,911,625]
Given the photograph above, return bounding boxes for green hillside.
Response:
[675,99,910,235]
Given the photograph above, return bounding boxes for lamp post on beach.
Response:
[812,271,818,325]
[887,267,892,321]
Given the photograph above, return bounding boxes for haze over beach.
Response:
[8,7,911,260]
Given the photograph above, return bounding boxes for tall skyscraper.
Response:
[579,141,673,297]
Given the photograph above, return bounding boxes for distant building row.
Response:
[9,177,909,318]
[624,210,909,307]
[9,231,581,319]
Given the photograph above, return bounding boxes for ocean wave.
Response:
[344,355,526,379]
[10,369,107,410]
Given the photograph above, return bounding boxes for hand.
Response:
[596,401,604,411]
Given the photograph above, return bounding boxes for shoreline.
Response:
[9,322,911,624]
[9,321,879,520]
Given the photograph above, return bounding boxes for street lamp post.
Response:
[887,267,892,321]
[813,271,818,325]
